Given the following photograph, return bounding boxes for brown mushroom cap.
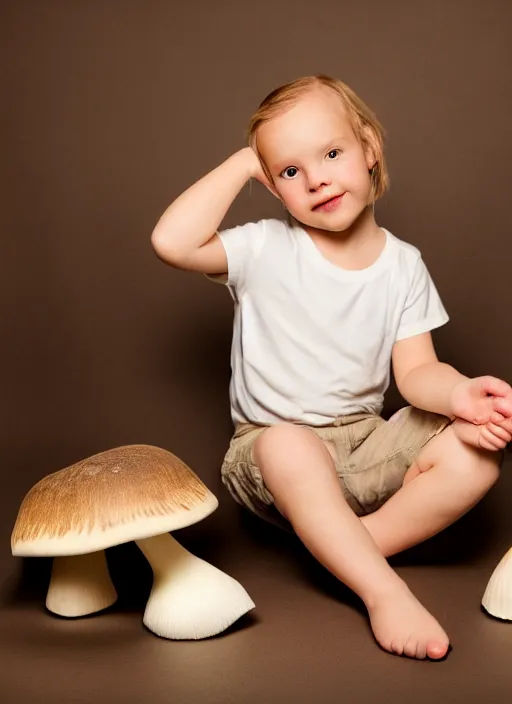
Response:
[11,444,218,557]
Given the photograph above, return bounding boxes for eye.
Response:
[281,166,299,179]
[327,149,340,159]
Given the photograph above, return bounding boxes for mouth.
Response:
[312,193,345,211]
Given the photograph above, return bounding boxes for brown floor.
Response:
[1,456,511,704]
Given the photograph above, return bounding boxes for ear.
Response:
[366,152,377,171]
[362,126,378,170]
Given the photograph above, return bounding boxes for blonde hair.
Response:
[246,74,389,203]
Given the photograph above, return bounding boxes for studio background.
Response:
[1,2,511,702]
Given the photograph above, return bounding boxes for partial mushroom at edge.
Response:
[482,547,512,620]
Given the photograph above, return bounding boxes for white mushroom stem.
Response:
[46,551,117,617]
[482,547,512,620]
[135,532,255,639]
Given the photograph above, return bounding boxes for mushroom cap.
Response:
[11,444,218,557]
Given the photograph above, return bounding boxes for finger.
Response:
[479,436,499,452]
[480,426,507,451]
[485,422,511,444]
[499,417,512,433]
[486,418,512,442]
[480,376,512,398]
[493,397,512,418]
[490,413,512,432]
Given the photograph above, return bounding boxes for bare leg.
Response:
[361,422,501,558]
[253,424,449,660]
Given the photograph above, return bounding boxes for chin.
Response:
[307,213,354,233]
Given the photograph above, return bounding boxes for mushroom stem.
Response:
[482,547,512,620]
[135,532,255,639]
[46,551,117,617]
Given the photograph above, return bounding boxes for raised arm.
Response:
[150,147,266,275]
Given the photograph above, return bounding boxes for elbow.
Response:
[395,361,439,398]
[150,226,167,256]
[396,382,411,406]
[395,369,420,406]
[150,227,182,265]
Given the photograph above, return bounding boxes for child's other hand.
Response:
[484,410,512,450]
[451,413,512,452]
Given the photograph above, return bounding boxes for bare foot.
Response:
[365,582,449,660]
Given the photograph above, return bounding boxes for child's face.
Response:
[256,87,376,232]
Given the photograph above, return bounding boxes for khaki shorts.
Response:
[220,406,452,531]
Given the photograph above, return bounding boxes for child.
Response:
[151,75,512,660]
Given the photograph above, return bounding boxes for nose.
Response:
[306,167,331,192]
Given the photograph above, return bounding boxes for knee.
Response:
[420,424,502,491]
[453,428,502,490]
[472,450,502,490]
[253,423,327,481]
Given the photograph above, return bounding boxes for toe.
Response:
[404,636,428,660]
[427,640,449,659]
[403,635,418,659]
[416,642,427,660]
[389,639,403,656]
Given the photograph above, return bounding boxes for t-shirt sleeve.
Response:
[204,220,267,290]
[395,256,449,341]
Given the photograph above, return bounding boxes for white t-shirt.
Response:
[207,218,449,427]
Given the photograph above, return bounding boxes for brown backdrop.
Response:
[1,2,512,702]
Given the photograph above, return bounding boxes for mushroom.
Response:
[482,547,512,620]
[11,444,255,638]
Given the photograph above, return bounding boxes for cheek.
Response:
[279,184,303,211]
[347,158,372,191]
[352,171,372,196]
